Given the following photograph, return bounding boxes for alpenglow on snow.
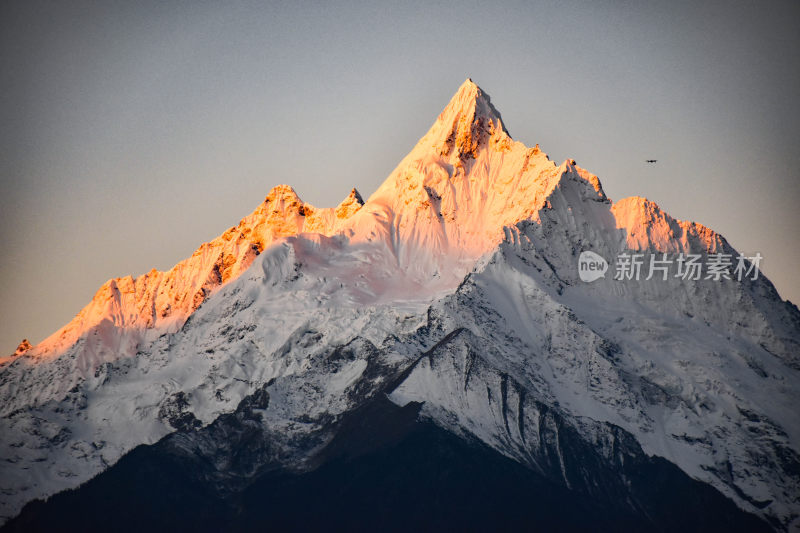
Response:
[1,79,798,531]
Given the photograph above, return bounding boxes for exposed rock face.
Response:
[1,79,797,530]
[12,340,32,357]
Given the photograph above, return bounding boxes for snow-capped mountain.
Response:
[1,79,798,531]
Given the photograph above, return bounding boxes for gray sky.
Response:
[2,0,798,351]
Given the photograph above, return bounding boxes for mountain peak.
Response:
[335,188,364,219]
[5,78,799,530]
[265,184,302,204]
[611,196,724,253]
[423,79,509,160]
[347,187,364,204]
[444,78,505,126]
[454,77,479,96]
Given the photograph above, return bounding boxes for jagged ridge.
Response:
[1,79,797,531]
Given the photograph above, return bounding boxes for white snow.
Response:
[1,78,797,530]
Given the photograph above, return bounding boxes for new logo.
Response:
[578,251,608,282]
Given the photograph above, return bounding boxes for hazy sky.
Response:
[1,0,798,351]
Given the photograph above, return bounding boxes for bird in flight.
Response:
[645,159,657,163]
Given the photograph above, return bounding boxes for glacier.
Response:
[1,79,798,531]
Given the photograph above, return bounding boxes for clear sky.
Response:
[1,0,798,351]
